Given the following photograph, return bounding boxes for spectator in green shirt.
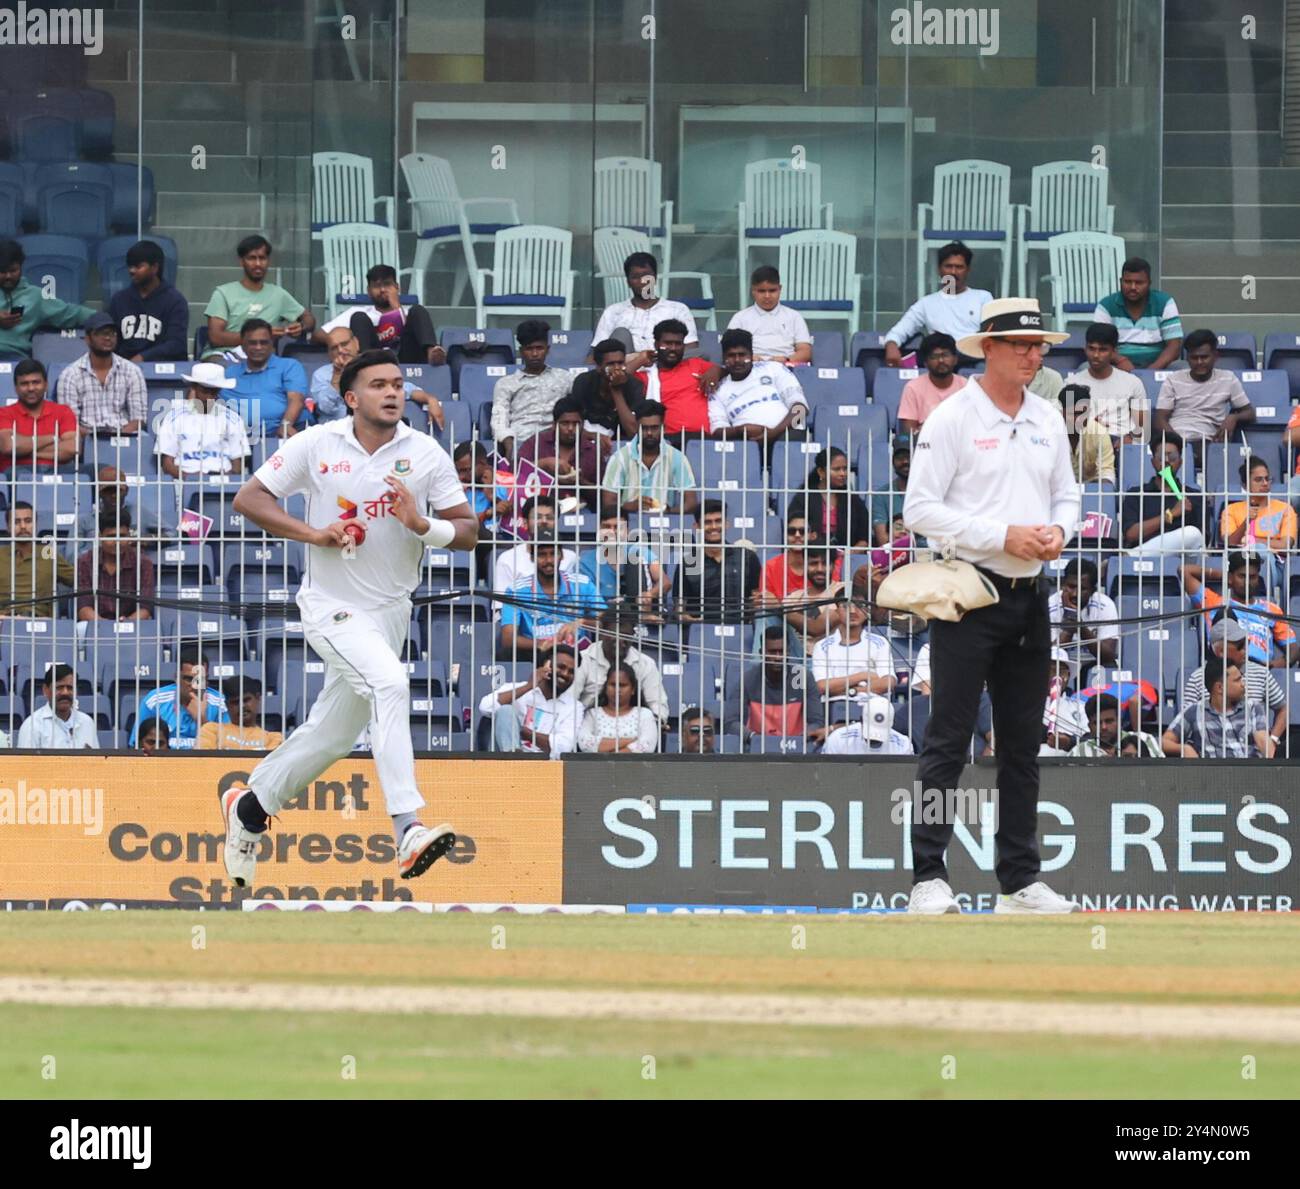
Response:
[204,234,315,351]
[1091,257,1184,372]
[0,239,94,360]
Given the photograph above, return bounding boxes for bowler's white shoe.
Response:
[221,786,264,889]
[908,878,963,915]
[398,823,457,880]
[994,881,1080,914]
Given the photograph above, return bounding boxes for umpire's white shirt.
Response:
[903,378,1080,579]
[255,418,465,618]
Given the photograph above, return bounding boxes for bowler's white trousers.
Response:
[249,594,425,817]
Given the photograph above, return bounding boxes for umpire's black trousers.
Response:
[350,304,439,363]
[913,575,1050,894]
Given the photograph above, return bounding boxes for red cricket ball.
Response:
[342,522,366,547]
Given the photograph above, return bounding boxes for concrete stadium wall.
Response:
[0,755,1295,912]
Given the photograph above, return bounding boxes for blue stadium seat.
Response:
[696,330,721,363]
[413,725,472,753]
[1109,555,1186,599]
[1047,330,1088,375]
[95,234,179,297]
[1118,615,1199,697]
[720,489,771,535]
[38,177,111,241]
[399,363,452,403]
[107,163,156,231]
[660,657,721,722]
[1264,333,1300,399]
[869,367,912,426]
[432,400,476,453]
[746,733,809,755]
[14,477,81,538]
[685,438,764,496]
[441,326,514,351]
[222,539,303,594]
[416,547,477,593]
[24,162,110,223]
[1242,427,1286,479]
[18,234,89,305]
[1238,370,1291,426]
[12,113,79,162]
[32,331,86,367]
[0,694,24,736]
[793,365,867,411]
[278,658,329,725]
[1198,441,1260,494]
[812,403,890,447]
[850,331,888,393]
[768,438,827,508]
[0,162,24,237]
[458,362,510,434]
[546,329,593,367]
[809,330,844,368]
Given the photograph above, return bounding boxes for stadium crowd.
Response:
[1,234,1298,762]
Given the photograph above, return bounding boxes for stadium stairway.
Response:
[1162,0,1300,338]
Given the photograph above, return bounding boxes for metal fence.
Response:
[2,362,1298,760]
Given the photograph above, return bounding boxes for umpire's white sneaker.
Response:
[908,878,963,915]
[994,881,1080,914]
[397,823,457,880]
[221,785,264,889]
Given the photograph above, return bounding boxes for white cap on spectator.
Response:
[863,694,894,745]
[182,362,236,390]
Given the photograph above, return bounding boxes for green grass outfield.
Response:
[0,912,1297,1099]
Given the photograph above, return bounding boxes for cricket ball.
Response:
[342,522,366,547]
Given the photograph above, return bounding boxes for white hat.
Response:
[181,361,237,390]
[956,297,1070,359]
[862,694,894,745]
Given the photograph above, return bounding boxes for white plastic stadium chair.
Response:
[593,226,716,331]
[1016,160,1115,296]
[400,152,520,308]
[319,223,422,320]
[476,225,576,330]
[737,158,833,307]
[777,229,860,343]
[916,159,1012,300]
[1043,231,1127,331]
[311,152,393,240]
[594,157,673,278]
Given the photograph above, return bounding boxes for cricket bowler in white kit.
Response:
[220,348,479,887]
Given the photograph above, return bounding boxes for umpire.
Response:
[902,298,1082,915]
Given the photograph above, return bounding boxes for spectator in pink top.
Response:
[897,332,968,436]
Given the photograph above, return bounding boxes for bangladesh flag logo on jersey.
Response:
[393,459,411,476]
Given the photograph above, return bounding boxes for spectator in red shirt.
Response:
[639,319,720,441]
[0,359,78,472]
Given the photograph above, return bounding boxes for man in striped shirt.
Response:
[1091,257,1184,371]
[1180,615,1286,745]
[58,313,149,436]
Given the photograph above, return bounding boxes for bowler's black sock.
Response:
[236,790,269,833]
